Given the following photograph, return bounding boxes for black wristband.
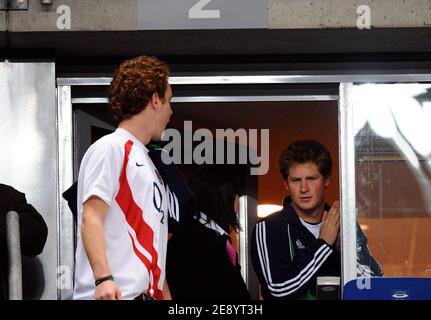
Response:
[95,275,114,286]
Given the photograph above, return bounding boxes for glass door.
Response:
[340,82,431,298]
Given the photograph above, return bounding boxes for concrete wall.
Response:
[0,11,5,31]
[269,0,431,28]
[2,0,431,32]
[8,0,136,31]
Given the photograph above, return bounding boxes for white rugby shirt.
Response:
[73,128,168,300]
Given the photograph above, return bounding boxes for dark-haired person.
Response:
[73,56,173,300]
[0,184,48,300]
[251,140,382,300]
[166,166,251,301]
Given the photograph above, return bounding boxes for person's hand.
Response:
[319,201,340,246]
[95,280,122,300]
[163,280,172,300]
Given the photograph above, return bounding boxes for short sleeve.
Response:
[80,141,123,207]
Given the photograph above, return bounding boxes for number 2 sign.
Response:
[189,0,221,19]
[138,0,267,30]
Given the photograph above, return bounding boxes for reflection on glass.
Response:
[257,204,283,218]
[353,83,431,278]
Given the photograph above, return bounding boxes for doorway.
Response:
[57,76,340,300]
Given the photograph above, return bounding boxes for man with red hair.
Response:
[73,56,173,300]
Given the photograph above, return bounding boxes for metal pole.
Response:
[339,83,358,293]
[6,210,23,300]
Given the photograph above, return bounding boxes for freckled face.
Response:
[284,161,329,214]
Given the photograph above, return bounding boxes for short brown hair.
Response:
[108,55,170,124]
[279,140,332,180]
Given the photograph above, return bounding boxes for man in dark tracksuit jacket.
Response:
[251,140,382,300]
[251,196,340,300]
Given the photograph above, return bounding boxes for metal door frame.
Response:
[57,72,431,300]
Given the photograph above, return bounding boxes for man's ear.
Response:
[283,179,290,192]
[324,176,330,188]
[150,92,160,109]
